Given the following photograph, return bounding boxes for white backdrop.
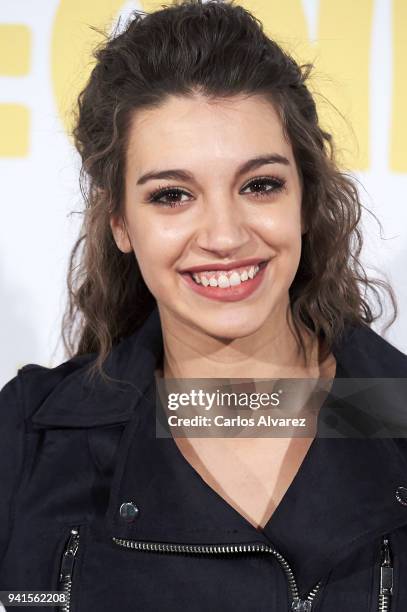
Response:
[0,0,406,388]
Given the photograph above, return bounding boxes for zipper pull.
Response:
[59,528,80,581]
[291,599,312,611]
[378,535,393,611]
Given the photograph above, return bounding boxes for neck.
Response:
[159,306,327,381]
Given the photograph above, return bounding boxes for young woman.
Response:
[1,1,407,611]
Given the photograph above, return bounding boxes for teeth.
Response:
[218,274,229,288]
[229,272,241,286]
[191,264,261,288]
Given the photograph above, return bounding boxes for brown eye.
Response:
[148,187,191,208]
[241,176,286,198]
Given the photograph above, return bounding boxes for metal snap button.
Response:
[119,501,140,522]
[395,486,407,506]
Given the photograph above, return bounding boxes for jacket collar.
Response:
[31,306,407,597]
[31,304,406,429]
[31,306,164,428]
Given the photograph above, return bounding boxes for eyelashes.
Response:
[146,176,286,208]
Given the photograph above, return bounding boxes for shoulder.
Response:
[335,320,407,377]
[1,352,97,421]
[0,352,97,489]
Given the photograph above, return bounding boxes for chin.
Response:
[191,311,269,340]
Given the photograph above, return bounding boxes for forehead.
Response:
[125,94,295,170]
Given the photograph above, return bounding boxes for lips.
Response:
[180,258,269,274]
[182,260,267,281]
[179,258,270,302]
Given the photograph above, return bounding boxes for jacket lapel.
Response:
[262,435,407,595]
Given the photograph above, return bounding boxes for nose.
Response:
[195,195,251,257]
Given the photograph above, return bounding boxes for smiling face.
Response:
[110,93,305,340]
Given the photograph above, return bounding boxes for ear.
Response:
[109,213,133,253]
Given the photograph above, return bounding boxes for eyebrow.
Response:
[136,153,290,186]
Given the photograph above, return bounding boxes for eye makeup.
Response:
[145,175,287,208]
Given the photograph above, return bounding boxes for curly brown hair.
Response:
[62,0,397,383]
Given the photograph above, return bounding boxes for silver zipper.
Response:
[112,537,322,610]
[378,534,393,612]
[59,527,80,612]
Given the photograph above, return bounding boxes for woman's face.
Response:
[111,93,305,339]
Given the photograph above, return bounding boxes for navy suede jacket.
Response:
[1,306,407,611]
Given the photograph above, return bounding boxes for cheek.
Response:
[134,214,192,263]
[259,207,302,251]
[259,209,303,287]
[130,216,186,289]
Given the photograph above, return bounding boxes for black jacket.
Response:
[1,306,407,612]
